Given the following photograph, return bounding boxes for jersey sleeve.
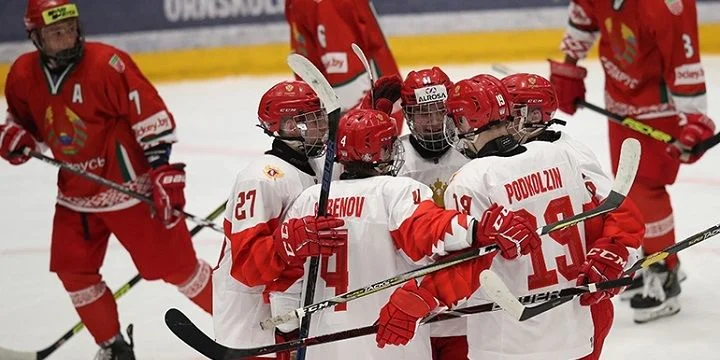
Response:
[387,178,474,265]
[648,0,707,114]
[4,60,42,141]
[561,0,600,60]
[223,175,290,287]
[103,49,178,150]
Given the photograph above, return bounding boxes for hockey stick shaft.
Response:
[286,53,342,360]
[0,201,226,360]
[25,149,223,234]
[351,43,375,109]
[490,63,720,156]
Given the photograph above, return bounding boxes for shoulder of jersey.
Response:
[236,155,299,183]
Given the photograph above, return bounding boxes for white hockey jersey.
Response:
[542,131,613,198]
[213,153,321,351]
[272,175,475,360]
[396,135,470,337]
[444,141,599,360]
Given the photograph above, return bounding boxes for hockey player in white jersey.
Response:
[393,67,470,359]
[501,72,684,308]
[270,107,541,360]
[213,80,348,358]
[374,75,645,360]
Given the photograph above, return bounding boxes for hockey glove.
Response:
[473,204,541,260]
[548,59,587,115]
[0,122,38,165]
[576,238,629,306]
[149,163,187,228]
[667,113,716,164]
[273,215,348,265]
[361,74,402,115]
[376,280,439,348]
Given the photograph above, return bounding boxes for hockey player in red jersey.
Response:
[549,0,713,322]
[213,80,348,358]
[284,0,404,132]
[269,107,541,360]
[0,1,213,358]
[374,75,644,359]
[369,67,471,359]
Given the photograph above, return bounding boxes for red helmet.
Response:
[336,108,404,175]
[25,0,79,32]
[258,81,323,133]
[400,67,454,152]
[501,73,558,124]
[258,81,328,157]
[446,74,512,132]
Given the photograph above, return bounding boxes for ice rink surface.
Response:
[2,58,720,359]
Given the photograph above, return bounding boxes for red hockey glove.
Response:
[548,59,587,115]
[376,280,438,348]
[360,74,402,115]
[474,204,541,260]
[149,163,187,228]
[667,113,716,164]
[0,122,38,165]
[273,215,348,265]
[576,238,629,306]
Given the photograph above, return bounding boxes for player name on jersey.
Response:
[504,166,564,204]
[314,196,366,218]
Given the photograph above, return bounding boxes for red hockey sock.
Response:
[166,260,213,314]
[61,278,120,344]
[628,182,678,269]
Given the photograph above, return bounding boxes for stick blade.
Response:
[612,138,641,196]
[0,347,36,360]
[287,54,341,114]
[480,270,524,321]
[165,308,226,360]
[351,43,372,80]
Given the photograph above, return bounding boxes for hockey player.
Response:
[0,1,213,358]
[284,0,404,132]
[367,67,471,359]
[374,75,645,359]
[270,108,541,360]
[213,80,348,358]
[549,0,714,322]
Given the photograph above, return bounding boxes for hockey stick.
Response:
[0,201,226,360]
[351,43,375,108]
[259,138,640,330]
[24,149,223,234]
[286,53,342,360]
[490,63,720,156]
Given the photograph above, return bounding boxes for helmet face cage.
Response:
[507,104,548,143]
[376,138,405,176]
[280,108,329,158]
[404,101,451,152]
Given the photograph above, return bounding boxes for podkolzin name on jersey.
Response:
[505,166,564,204]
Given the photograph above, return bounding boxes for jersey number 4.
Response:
[320,241,349,311]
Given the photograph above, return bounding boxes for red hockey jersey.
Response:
[4,42,177,212]
[285,0,401,112]
[562,0,707,118]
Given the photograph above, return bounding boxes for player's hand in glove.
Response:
[667,113,716,164]
[361,74,402,115]
[576,238,629,306]
[149,163,187,228]
[273,215,348,265]
[376,280,439,348]
[548,59,587,115]
[0,122,38,165]
[474,204,541,260]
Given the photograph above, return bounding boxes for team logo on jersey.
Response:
[605,18,638,66]
[45,106,88,155]
[285,84,294,92]
[264,165,285,180]
[109,54,126,73]
[665,0,684,15]
[430,179,448,207]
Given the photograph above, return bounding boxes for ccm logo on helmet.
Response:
[414,85,448,104]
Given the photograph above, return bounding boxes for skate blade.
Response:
[633,297,681,323]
